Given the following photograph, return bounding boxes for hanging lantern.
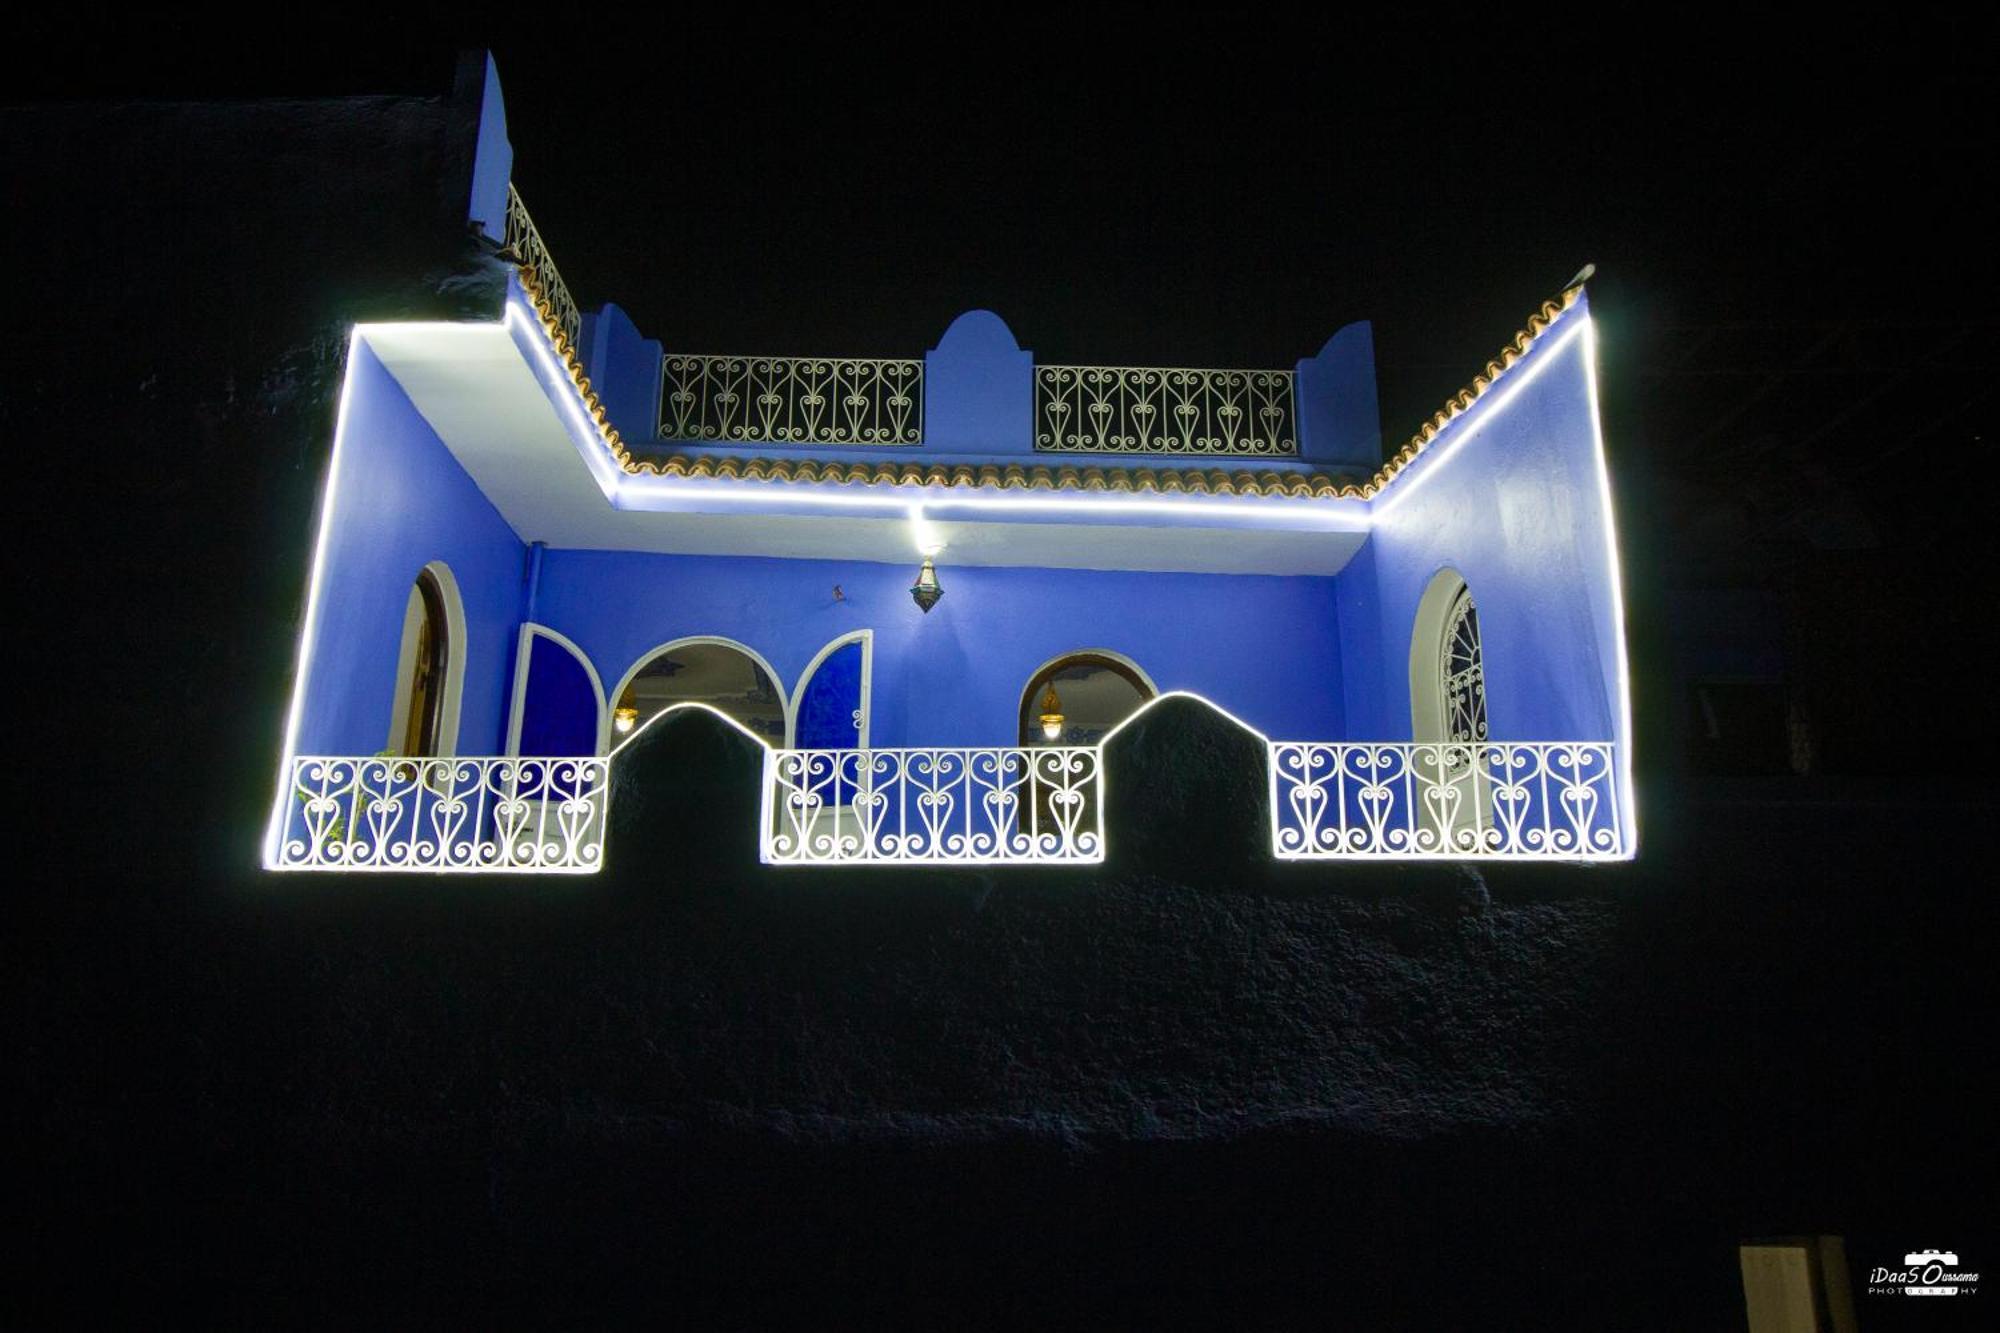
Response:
[1038,684,1065,741]
[909,556,943,613]
[613,705,639,734]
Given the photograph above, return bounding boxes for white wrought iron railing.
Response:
[268,742,1624,873]
[275,756,611,873]
[1268,741,1623,860]
[503,184,581,350]
[660,355,923,444]
[1036,365,1297,455]
[762,747,1102,864]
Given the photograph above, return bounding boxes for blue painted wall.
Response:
[290,304,1618,765]
[294,342,526,755]
[531,551,1344,748]
[924,310,1034,454]
[1336,303,1623,746]
[463,53,512,240]
[584,303,662,445]
[1295,320,1381,472]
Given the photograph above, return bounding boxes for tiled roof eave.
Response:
[621,454,1369,500]
[1365,285,1584,496]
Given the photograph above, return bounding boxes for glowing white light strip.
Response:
[1371,313,1590,521]
[1582,315,1639,857]
[262,328,365,869]
[1096,688,1272,748]
[606,699,775,759]
[620,471,1370,525]
[503,298,626,499]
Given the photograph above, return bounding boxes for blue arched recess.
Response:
[520,634,599,755]
[796,640,864,749]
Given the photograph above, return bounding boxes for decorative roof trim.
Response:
[625,455,1368,499]
[516,266,1582,505]
[1365,285,1584,497]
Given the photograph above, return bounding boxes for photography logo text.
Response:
[1868,1249,1980,1298]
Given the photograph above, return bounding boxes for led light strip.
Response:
[503,298,627,499]
[606,699,775,759]
[261,328,366,869]
[1582,315,1639,857]
[1371,312,1590,521]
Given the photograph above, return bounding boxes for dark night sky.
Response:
[17,20,1994,452]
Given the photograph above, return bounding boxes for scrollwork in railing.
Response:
[762,747,1102,864]
[503,184,581,350]
[1036,365,1296,455]
[1268,741,1623,860]
[659,355,923,444]
[276,756,610,873]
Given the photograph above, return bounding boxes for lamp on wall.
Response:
[1038,685,1065,742]
[613,705,638,734]
[909,556,943,613]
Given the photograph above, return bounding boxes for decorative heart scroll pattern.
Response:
[279,756,610,873]
[661,356,923,445]
[1269,741,1622,860]
[1036,365,1296,455]
[764,747,1103,865]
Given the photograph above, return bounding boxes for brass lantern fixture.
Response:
[1038,684,1065,742]
[909,556,943,613]
[613,705,639,735]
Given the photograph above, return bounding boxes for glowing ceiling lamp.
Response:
[614,705,639,734]
[1038,685,1065,741]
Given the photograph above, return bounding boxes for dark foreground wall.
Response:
[598,702,1618,1136]
[12,704,1994,1326]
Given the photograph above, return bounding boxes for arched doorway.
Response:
[1017,651,1155,747]
[1015,651,1153,843]
[608,638,787,749]
[389,562,464,757]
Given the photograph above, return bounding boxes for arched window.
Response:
[1018,652,1155,747]
[390,564,463,757]
[1408,570,1492,847]
[1409,569,1489,745]
[1439,584,1488,745]
[610,639,787,747]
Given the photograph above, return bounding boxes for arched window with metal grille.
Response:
[1438,584,1488,746]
